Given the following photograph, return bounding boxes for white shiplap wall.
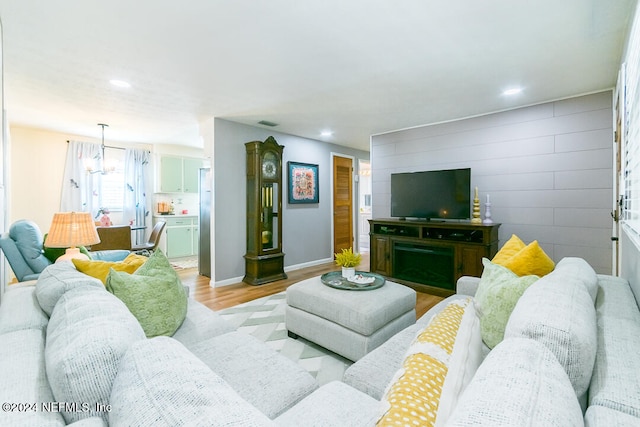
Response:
[371,91,614,273]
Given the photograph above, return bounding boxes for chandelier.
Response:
[86,123,116,174]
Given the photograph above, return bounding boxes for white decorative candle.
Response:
[486,194,490,204]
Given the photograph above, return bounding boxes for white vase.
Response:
[341,267,356,279]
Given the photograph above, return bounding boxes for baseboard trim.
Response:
[212,276,243,288]
[212,257,333,288]
[285,257,334,272]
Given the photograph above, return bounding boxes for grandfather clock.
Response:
[243,136,287,285]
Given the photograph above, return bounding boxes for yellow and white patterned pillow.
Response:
[377,297,482,427]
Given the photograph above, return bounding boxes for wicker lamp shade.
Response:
[46,212,100,262]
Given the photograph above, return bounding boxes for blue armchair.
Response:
[0,220,50,281]
[0,220,130,282]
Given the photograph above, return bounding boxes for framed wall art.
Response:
[288,161,319,204]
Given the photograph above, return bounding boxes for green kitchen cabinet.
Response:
[159,216,199,259]
[166,226,193,258]
[160,156,183,192]
[159,156,204,193]
[183,158,203,193]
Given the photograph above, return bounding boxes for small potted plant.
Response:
[335,247,362,279]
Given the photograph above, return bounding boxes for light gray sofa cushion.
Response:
[171,298,235,349]
[45,286,146,424]
[0,329,65,427]
[455,276,481,296]
[69,418,108,427]
[343,322,422,400]
[0,285,49,334]
[585,404,640,427]
[504,265,597,402]
[589,314,640,417]
[595,274,640,322]
[190,331,318,419]
[35,261,103,316]
[588,275,640,417]
[275,381,379,427]
[343,294,468,400]
[447,338,583,426]
[109,336,274,426]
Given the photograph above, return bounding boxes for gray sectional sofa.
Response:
[339,257,640,426]
[1,257,639,426]
[0,261,318,426]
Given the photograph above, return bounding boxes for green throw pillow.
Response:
[475,258,539,349]
[106,250,187,338]
[134,247,175,276]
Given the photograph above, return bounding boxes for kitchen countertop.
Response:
[153,213,199,218]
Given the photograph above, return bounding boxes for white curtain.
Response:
[60,141,102,215]
[123,148,151,244]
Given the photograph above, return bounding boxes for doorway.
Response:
[358,160,371,252]
[332,155,354,255]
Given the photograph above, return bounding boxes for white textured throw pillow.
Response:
[504,268,597,401]
[45,286,146,424]
[35,261,104,316]
[447,338,583,426]
[554,257,599,303]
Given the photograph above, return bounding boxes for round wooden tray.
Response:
[320,271,386,291]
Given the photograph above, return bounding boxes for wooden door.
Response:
[333,156,354,254]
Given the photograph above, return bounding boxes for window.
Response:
[99,147,125,211]
[622,5,640,239]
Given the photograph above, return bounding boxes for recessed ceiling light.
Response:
[321,130,333,137]
[503,87,523,96]
[110,79,131,88]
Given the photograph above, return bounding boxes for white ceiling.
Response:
[0,0,635,151]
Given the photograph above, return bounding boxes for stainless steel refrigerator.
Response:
[199,168,211,277]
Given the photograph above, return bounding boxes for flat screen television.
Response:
[390,168,471,220]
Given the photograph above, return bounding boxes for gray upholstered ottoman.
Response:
[285,276,416,361]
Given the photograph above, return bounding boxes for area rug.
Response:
[171,257,198,270]
[218,292,353,386]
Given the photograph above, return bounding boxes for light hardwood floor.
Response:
[178,254,444,318]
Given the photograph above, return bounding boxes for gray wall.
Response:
[213,118,369,283]
[371,91,614,273]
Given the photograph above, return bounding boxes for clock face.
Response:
[262,153,278,179]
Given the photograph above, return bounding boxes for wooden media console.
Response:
[369,218,500,296]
